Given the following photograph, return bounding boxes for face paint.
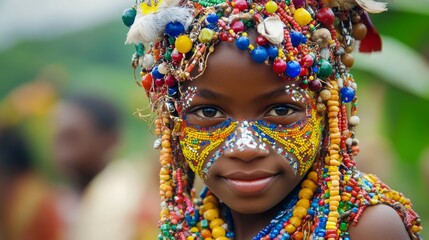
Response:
[179,85,324,178]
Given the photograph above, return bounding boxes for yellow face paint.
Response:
[179,86,324,178]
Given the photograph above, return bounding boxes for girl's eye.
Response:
[194,107,224,118]
[266,105,296,117]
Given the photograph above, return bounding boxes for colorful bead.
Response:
[294,8,313,26]
[122,8,136,27]
[285,60,301,78]
[251,46,269,63]
[166,21,186,37]
[265,1,278,13]
[175,35,193,54]
[236,36,251,50]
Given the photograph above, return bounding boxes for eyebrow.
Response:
[194,89,231,101]
[254,87,288,102]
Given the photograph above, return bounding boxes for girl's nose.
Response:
[223,121,270,162]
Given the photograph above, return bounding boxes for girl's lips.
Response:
[224,175,276,195]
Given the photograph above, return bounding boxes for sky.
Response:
[0,0,129,50]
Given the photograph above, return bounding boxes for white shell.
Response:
[350,82,358,91]
[257,15,284,45]
[153,138,162,149]
[143,54,154,68]
[349,116,360,126]
[312,28,332,49]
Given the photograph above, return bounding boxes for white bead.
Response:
[351,82,358,91]
[337,77,344,88]
[143,54,154,68]
[320,47,330,59]
[158,63,168,74]
[349,116,360,126]
[346,138,353,146]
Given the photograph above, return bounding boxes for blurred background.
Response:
[0,0,428,239]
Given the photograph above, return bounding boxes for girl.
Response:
[122,0,423,239]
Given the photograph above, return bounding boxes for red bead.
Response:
[309,79,322,91]
[141,74,153,91]
[256,35,269,46]
[273,59,287,73]
[172,52,183,62]
[316,7,335,26]
[231,20,245,33]
[165,75,176,87]
[302,55,314,67]
[234,0,248,11]
[219,32,229,41]
[155,78,164,87]
[299,67,308,76]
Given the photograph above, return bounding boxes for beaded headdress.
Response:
[122,0,423,239]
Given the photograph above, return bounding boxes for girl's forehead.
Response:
[184,41,312,101]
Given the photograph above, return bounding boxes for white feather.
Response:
[355,0,388,13]
[126,7,194,44]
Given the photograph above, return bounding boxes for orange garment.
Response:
[2,173,63,240]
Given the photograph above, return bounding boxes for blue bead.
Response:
[206,13,219,24]
[236,36,250,50]
[168,85,178,96]
[345,186,353,191]
[267,45,278,59]
[165,21,185,37]
[285,60,301,78]
[205,23,216,29]
[151,66,165,79]
[290,31,306,47]
[290,31,304,47]
[340,86,355,103]
[251,46,269,63]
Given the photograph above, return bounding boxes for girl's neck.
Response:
[228,189,299,240]
[230,206,280,240]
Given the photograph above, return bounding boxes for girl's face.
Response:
[179,41,323,214]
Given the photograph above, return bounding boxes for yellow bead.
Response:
[215,237,229,240]
[204,209,219,221]
[265,1,278,13]
[191,227,199,233]
[296,199,310,209]
[212,226,226,238]
[175,35,193,54]
[187,236,195,240]
[298,188,313,199]
[285,224,296,234]
[242,32,248,37]
[293,206,308,218]
[294,8,313,26]
[289,216,302,227]
[198,28,215,43]
[210,218,224,229]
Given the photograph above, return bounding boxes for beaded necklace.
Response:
[122,0,423,239]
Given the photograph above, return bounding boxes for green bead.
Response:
[324,192,330,198]
[164,50,172,61]
[201,219,209,229]
[340,222,348,231]
[135,43,144,56]
[122,8,137,27]
[317,59,333,79]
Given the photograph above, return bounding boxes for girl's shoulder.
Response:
[346,171,422,240]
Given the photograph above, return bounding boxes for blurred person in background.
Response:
[0,126,63,240]
[52,94,159,240]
